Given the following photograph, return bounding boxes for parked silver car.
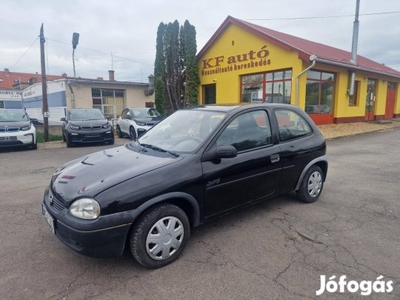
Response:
[116,108,162,140]
[0,109,37,150]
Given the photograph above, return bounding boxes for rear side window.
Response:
[275,109,312,141]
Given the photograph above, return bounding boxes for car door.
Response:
[202,109,283,218]
[120,109,130,134]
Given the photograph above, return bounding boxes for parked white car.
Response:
[0,109,37,150]
[116,108,162,140]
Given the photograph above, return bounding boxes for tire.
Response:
[129,126,137,141]
[296,165,324,203]
[116,125,123,138]
[108,139,115,145]
[31,143,37,150]
[66,137,73,148]
[130,203,190,269]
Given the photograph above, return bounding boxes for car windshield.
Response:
[69,109,105,121]
[132,108,161,118]
[0,110,29,122]
[138,109,226,153]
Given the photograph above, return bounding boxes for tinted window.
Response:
[217,110,272,151]
[275,109,312,141]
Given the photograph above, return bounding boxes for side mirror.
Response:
[202,145,237,162]
[60,117,66,122]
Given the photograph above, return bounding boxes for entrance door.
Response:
[203,84,216,104]
[385,82,396,119]
[365,79,376,121]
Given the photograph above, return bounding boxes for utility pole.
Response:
[40,23,49,142]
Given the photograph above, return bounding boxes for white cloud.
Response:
[1,0,399,81]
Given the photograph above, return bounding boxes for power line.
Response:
[46,37,153,66]
[10,37,39,70]
[246,11,400,21]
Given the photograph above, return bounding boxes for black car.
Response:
[61,109,114,147]
[42,104,328,268]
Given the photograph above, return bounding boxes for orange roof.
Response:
[198,16,400,79]
[0,68,63,89]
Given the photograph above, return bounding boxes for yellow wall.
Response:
[198,24,302,105]
[198,23,400,122]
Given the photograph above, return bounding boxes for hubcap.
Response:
[307,171,322,198]
[146,216,184,260]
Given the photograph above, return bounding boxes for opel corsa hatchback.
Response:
[42,104,328,268]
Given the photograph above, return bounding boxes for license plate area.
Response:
[42,204,55,234]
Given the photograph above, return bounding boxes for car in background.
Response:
[0,108,37,150]
[116,107,162,140]
[42,104,327,269]
[61,108,114,147]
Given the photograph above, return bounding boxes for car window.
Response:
[275,109,312,141]
[0,110,29,122]
[217,110,272,152]
[69,109,105,121]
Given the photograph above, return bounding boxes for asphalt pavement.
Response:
[0,127,399,299]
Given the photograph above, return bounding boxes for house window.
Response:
[241,70,292,104]
[305,71,335,114]
[91,88,125,119]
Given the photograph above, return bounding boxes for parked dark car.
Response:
[61,109,114,147]
[42,104,328,268]
[0,108,37,150]
[116,107,162,140]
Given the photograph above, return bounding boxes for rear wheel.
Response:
[130,204,190,269]
[296,165,324,203]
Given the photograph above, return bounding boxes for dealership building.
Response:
[197,16,400,124]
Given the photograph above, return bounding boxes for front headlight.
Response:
[69,198,100,219]
[20,124,31,131]
[69,124,80,130]
[102,123,111,129]
[135,120,146,126]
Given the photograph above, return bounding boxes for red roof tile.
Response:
[0,69,63,89]
[198,16,400,79]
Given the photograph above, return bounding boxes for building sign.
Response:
[201,45,271,76]
[0,90,21,100]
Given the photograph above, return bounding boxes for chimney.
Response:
[108,70,115,81]
[4,68,10,75]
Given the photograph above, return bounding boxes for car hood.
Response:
[0,121,31,129]
[133,117,162,124]
[51,145,182,202]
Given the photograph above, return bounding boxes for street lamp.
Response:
[72,32,80,77]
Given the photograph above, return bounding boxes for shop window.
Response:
[348,81,360,106]
[366,79,377,113]
[91,88,125,119]
[241,70,292,104]
[305,71,335,114]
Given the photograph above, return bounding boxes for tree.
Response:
[154,20,199,115]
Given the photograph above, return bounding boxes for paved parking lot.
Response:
[0,129,399,299]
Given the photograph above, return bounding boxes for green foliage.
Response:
[154,20,200,115]
[36,132,63,143]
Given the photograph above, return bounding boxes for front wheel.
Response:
[296,165,324,203]
[130,203,190,269]
[129,126,137,141]
[116,125,123,138]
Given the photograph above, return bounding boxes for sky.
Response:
[1,0,399,83]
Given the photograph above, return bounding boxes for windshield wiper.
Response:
[140,143,179,157]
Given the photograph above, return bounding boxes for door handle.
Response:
[270,154,280,163]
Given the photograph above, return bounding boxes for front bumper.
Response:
[0,130,36,148]
[66,129,114,144]
[42,187,137,258]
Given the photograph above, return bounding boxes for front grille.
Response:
[48,189,67,212]
[0,126,20,132]
[81,125,102,130]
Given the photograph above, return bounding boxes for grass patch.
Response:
[36,132,63,143]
